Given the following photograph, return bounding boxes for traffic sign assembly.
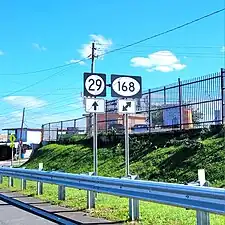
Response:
[85,98,105,113]
[83,71,143,178]
[111,75,142,98]
[83,72,106,97]
[118,99,136,114]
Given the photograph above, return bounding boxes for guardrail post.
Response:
[87,172,95,209]
[57,170,65,201]
[0,174,3,184]
[196,169,210,225]
[128,175,139,221]
[21,167,26,190]
[58,185,65,200]
[37,163,43,195]
[8,166,13,187]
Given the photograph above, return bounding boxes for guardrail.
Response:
[0,166,224,225]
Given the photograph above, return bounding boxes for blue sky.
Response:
[0,0,224,130]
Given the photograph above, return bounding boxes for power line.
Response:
[0,58,88,76]
[0,8,224,77]
[99,8,225,57]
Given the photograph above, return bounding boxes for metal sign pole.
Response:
[125,113,129,177]
[11,147,13,167]
[93,112,98,175]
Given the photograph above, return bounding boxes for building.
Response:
[0,134,7,142]
[2,127,42,150]
[86,112,148,132]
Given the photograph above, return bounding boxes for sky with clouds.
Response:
[0,0,225,131]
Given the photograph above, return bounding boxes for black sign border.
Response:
[83,72,107,97]
[111,74,142,98]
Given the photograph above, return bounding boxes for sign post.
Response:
[124,114,129,176]
[118,99,136,177]
[9,134,16,167]
[113,74,142,177]
[83,72,106,176]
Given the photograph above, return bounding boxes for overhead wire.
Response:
[0,7,224,77]
[1,7,225,127]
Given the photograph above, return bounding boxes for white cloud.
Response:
[221,46,225,53]
[3,96,47,109]
[130,50,186,73]
[0,50,4,56]
[32,43,47,51]
[79,34,112,59]
[66,59,85,65]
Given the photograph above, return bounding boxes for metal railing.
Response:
[42,69,225,141]
[0,166,224,224]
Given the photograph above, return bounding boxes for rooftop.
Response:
[2,128,42,132]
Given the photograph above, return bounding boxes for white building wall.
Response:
[26,131,42,144]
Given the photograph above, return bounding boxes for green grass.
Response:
[24,136,225,186]
[0,178,224,225]
[1,133,225,224]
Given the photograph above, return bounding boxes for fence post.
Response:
[37,163,43,195]
[60,121,63,138]
[8,166,14,187]
[74,119,76,128]
[105,100,108,133]
[178,78,182,130]
[21,167,27,190]
[48,123,51,141]
[148,89,151,133]
[128,175,139,221]
[87,172,95,209]
[196,169,210,225]
[221,68,224,124]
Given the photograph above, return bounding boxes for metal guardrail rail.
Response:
[0,167,225,224]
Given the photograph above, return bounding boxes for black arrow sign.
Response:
[122,102,131,111]
[92,101,99,111]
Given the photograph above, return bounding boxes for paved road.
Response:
[0,159,28,167]
[0,190,121,225]
[0,199,56,225]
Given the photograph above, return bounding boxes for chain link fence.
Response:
[43,68,225,141]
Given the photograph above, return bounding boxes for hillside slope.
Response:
[25,132,225,187]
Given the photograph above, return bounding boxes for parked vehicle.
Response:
[131,124,149,133]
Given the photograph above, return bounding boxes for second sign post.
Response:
[83,72,142,177]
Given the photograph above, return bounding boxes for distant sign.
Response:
[9,134,16,143]
[83,73,106,97]
[9,134,16,148]
[111,75,142,98]
[118,99,136,114]
[85,98,105,113]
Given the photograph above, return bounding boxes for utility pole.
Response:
[91,42,98,176]
[19,108,25,165]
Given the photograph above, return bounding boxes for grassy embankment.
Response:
[1,128,225,224]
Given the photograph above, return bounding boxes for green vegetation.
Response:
[25,126,225,186]
[1,126,225,224]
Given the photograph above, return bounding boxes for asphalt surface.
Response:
[0,159,28,167]
[0,190,122,225]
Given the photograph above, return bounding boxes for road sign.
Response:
[84,73,106,97]
[9,134,16,143]
[118,99,136,114]
[111,75,142,98]
[85,98,105,113]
